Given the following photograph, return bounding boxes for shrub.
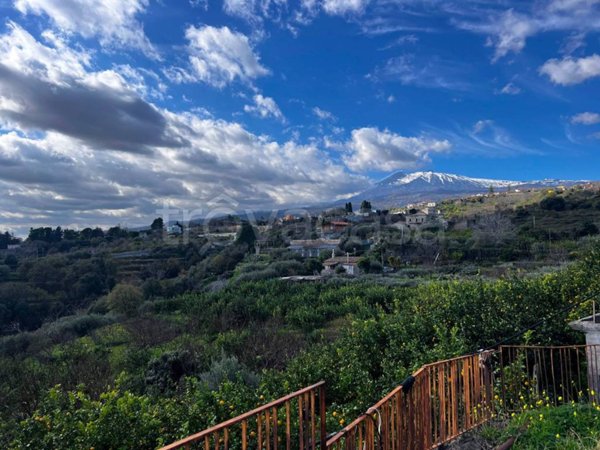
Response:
[200,353,259,390]
[107,283,144,317]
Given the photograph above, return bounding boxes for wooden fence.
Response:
[160,345,600,450]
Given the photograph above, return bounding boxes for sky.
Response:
[0,0,599,234]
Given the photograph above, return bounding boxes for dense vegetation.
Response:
[482,403,600,449]
[1,241,600,448]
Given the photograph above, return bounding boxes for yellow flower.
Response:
[339,419,345,426]
[558,396,563,401]
[332,411,337,417]
[556,434,560,439]
[219,400,225,406]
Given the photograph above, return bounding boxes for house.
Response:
[406,212,428,227]
[321,221,350,234]
[166,222,184,235]
[288,239,340,258]
[322,255,362,276]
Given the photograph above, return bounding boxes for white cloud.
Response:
[312,107,336,121]
[458,0,600,61]
[222,0,287,26]
[14,0,157,57]
[472,120,494,134]
[169,25,270,88]
[571,112,600,124]
[342,127,451,172]
[499,82,521,95]
[0,22,90,84]
[244,94,285,121]
[0,23,374,233]
[539,54,600,85]
[322,0,369,15]
[369,54,470,91]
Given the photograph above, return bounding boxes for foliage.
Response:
[107,283,144,317]
[483,403,600,449]
[2,243,600,448]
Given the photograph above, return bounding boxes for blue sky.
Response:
[0,0,599,232]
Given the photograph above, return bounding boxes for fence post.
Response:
[422,367,432,450]
[320,384,327,450]
[499,346,506,413]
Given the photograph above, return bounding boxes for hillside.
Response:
[2,246,600,448]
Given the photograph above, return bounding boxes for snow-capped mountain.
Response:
[344,171,584,207]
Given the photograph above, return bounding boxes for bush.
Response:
[0,265,10,282]
[200,353,259,390]
[107,283,143,317]
[540,196,566,211]
[145,350,196,393]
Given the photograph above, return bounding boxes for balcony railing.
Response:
[160,345,600,450]
[160,381,326,450]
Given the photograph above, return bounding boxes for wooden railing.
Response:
[326,352,495,450]
[161,345,600,450]
[160,381,326,450]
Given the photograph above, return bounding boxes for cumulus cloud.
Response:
[0,23,182,152]
[342,127,451,172]
[571,112,600,125]
[539,54,600,85]
[167,25,270,88]
[0,22,375,233]
[14,0,157,57]
[244,94,285,121]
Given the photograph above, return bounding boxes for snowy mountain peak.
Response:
[345,170,585,208]
[376,171,521,189]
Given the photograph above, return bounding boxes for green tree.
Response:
[107,283,144,317]
[150,217,164,231]
[235,222,256,247]
[0,265,10,282]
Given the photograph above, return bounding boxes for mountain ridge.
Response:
[342,170,588,208]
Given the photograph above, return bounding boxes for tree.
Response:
[107,283,144,317]
[345,202,353,213]
[151,217,164,231]
[0,231,18,249]
[0,265,10,282]
[360,200,372,212]
[540,196,566,211]
[235,222,256,247]
[4,254,18,270]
